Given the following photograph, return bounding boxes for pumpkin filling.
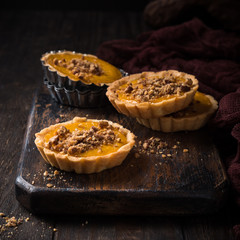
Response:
[167,92,212,118]
[116,75,194,103]
[44,120,128,157]
[42,52,122,85]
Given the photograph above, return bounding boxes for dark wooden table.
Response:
[0,9,239,240]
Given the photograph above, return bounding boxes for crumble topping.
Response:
[46,121,122,155]
[120,75,193,102]
[53,55,103,79]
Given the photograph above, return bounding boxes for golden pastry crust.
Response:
[35,117,135,174]
[136,92,218,132]
[106,70,199,118]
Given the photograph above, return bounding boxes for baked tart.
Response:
[41,51,125,107]
[106,70,199,118]
[35,117,135,174]
[136,92,218,132]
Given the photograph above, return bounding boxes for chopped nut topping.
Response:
[45,123,121,156]
[52,56,103,80]
[121,74,193,102]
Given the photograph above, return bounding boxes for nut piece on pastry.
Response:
[35,117,135,174]
[106,70,198,119]
[136,92,218,132]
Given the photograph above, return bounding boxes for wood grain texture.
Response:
[0,9,238,240]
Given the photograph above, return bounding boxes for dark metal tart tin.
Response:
[41,51,127,108]
[44,79,109,108]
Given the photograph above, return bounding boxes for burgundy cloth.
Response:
[97,18,240,205]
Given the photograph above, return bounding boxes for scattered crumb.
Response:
[5,217,23,227]
[53,228,57,232]
[43,171,48,177]
[162,154,166,158]
[35,104,41,108]
[0,214,30,234]
[45,104,52,108]
[55,118,60,123]
[183,148,189,153]
[31,181,35,185]
[137,137,168,155]
[54,170,60,176]
[46,183,53,188]
[134,152,140,159]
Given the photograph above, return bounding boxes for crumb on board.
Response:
[0,213,31,234]
[135,137,190,159]
[46,183,53,188]
[45,104,52,108]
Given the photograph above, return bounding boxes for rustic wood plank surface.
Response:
[0,9,239,240]
[15,86,228,216]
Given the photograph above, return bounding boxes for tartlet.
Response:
[136,92,218,132]
[41,51,125,107]
[35,117,135,174]
[106,70,199,118]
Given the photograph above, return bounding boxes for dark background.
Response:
[1,0,150,11]
[0,0,240,239]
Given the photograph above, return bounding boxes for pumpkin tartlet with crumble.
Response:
[136,92,218,132]
[35,117,135,174]
[106,70,199,119]
[41,51,123,86]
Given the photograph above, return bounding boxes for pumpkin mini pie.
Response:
[35,117,135,174]
[136,92,218,132]
[41,50,125,107]
[106,70,199,118]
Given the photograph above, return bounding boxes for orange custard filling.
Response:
[169,92,212,118]
[116,76,194,103]
[44,121,128,157]
[42,52,122,85]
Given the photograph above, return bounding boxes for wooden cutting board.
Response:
[15,86,229,215]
